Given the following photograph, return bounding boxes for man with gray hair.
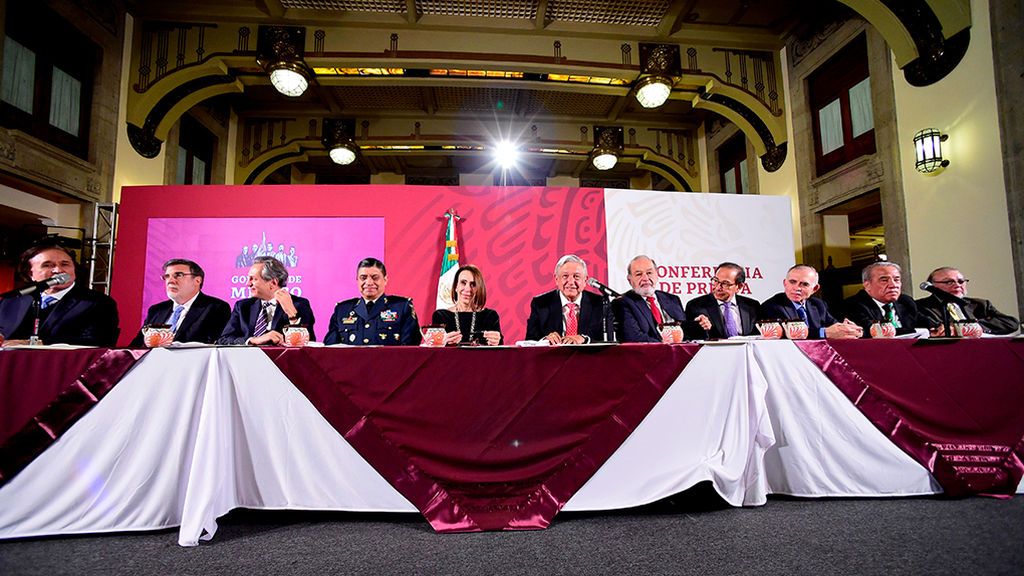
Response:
[525,254,605,344]
[218,256,316,345]
[916,266,1019,335]
[842,261,918,337]
[761,264,862,339]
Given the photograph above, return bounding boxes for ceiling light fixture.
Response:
[591,126,624,170]
[257,26,312,98]
[635,44,681,109]
[322,118,359,165]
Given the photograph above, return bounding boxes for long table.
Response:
[1,340,1021,546]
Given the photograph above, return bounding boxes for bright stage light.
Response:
[493,140,519,170]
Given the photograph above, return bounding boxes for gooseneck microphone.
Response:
[587,277,622,298]
[0,273,72,299]
[919,280,934,291]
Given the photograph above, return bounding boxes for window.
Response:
[808,34,875,176]
[718,135,748,194]
[176,116,215,185]
[0,2,96,159]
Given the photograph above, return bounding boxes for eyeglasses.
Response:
[711,278,738,288]
[935,278,969,286]
[161,272,196,281]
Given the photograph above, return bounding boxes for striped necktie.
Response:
[168,304,185,333]
[253,302,271,337]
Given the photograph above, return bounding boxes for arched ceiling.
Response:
[124,0,971,187]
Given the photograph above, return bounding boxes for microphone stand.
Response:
[924,286,953,337]
[600,293,616,343]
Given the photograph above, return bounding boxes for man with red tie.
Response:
[525,254,605,344]
[613,255,686,342]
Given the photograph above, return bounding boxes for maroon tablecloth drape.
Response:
[794,339,1024,496]
[265,344,700,532]
[0,349,148,485]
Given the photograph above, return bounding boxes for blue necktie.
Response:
[168,304,185,333]
[795,304,808,323]
[41,296,57,309]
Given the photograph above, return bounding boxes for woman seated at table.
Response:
[431,264,503,346]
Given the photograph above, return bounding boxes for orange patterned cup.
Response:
[869,322,897,338]
[421,326,446,347]
[142,326,174,347]
[952,321,983,338]
[659,323,684,344]
[784,321,809,340]
[283,326,310,347]
[756,321,783,339]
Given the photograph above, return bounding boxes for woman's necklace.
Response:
[453,308,477,340]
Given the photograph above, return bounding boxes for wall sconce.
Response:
[322,118,358,165]
[591,126,624,170]
[257,26,312,98]
[913,128,949,173]
[635,43,681,109]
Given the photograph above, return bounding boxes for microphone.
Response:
[919,280,934,291]
[587,277,621,298]
[0,273,72,299]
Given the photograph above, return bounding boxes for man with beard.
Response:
[613,255,686,342]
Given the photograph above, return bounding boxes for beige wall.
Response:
[111,15,164,202]
[893,0,1018,313]
[757,46,803,262]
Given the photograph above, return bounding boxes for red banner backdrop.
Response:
[113,185,607,346]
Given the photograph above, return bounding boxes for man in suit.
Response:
[525,254,605,344]
[613,254,686,343]
[842,261,918,337]
[761,264,862,339]
[217,256,316,345]
[916,266,1019,335]
[0,240,118,347]
[129,258,230,346]
[324,257,421,345]
[684,262,760,339]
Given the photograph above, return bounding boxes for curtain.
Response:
[49,66,81,136]
[1,37,35,114]
[849,78,874,138]
[817,98,843,155]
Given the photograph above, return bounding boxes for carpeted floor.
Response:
[2,489,1022,575]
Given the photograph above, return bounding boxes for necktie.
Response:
[253,302,271,337]
[646,296,663,326]
[41,296,57,309]
[565,302,579,337]
[168,304,185,333]
[883,303,894,323]
[722,301,739,338]
[795,304,808,323]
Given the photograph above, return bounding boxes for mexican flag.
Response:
[436,211,459,310]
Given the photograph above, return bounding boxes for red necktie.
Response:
[565,302,578,336]
[646,296,663,325]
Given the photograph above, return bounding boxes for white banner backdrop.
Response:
[604,189,796,303]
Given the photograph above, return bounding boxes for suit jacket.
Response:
[0,285,119,346]
[324,294,421,345]
[525,289,607,342]
[842,290,918,337]
[217,295,316,345]
[613,289,686,343]
[129,292,231,347]
[683,293,760,339]
[760,292,838,339]
[915,294,1019,335]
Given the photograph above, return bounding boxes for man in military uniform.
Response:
[324,257,422,345]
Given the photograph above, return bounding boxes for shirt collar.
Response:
[171,292,200,311]
[559,291,580,308]
[44,284,74,302]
